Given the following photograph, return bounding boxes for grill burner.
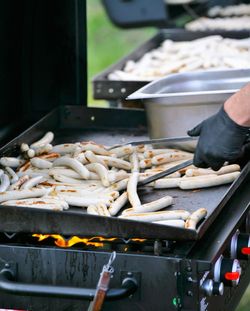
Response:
[1,232,174,255]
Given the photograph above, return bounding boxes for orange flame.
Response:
[32,234,146,248]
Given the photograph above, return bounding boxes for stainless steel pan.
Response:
[127,68,250,141]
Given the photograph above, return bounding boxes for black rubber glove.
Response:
[187,107,250,170]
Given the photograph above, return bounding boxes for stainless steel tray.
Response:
[92,29,250,100]
[127,68,250,104]
[127,68,250,139]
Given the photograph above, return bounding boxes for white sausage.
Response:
[185,164,240,177]
[2,200,64,211]
[26,149,35,158]
[49,167,99,181]
[39,153,60,161]
[41,196,69,209]
[0,157,25,168]
[57,194,114,208]
[85,163,110,187]
[119,210,191,222]
[20,175,46,190]
[74,152,88,164]
[30,131,54,149]
[34,144,53,156]
[54,185,97,195]
[31,157,53,169]
[130,152,139,173]
[20,143,29,152]
[9,175,30,190]
[135,145,149,153]
[18,169,50,179]
[153,178,182,189]
[108,178,128,191]
[179,172,240,190]
[98,155,131,171]
[127,172,141,209]
[96,203,111,217]
[49,168,82,179]
[80,142,110,156]
[0,188,48,203]
[52,144,78,155]
[85,150,108,169]
[2,197,68,210]
[0,174,10,192]
[152,152,193,165]
[52,173,85,184]
[153,174,226,189]
[55,187,118,200]
[134,196,173,213]
[137,153,145,161]
[108,170,129,184]
[87,205,99,215]
[140,158,153,169]
[108,192,128,216]
[109,145,134,158]
[5,167,19,184]
[185,208,208,230]
[53,157,90,179]
[144,149,179,158]
[72,145,82,158]
[41,180,103,191]
[140,171,181,179]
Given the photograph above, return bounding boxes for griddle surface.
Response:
[0,106,248,241]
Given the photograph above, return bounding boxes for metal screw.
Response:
[5,263,10,268]
[186,266,192,272]
[127,272,133,276]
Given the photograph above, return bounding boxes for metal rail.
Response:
[0,268,138,300]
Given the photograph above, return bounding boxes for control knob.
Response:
[214,256,241,287]
[201,279,224,296]
[231,231,250,260]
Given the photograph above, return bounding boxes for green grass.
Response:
[236,285,250,311]
[87,0,156,106]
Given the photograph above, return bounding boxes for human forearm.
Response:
[224,82,250,127]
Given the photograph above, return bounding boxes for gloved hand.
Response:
[188,107,250,170]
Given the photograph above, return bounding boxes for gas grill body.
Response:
[0,1,249,311]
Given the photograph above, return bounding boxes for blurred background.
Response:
[87,1,250,310]
[87,0,156,106]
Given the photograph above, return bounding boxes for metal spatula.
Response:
[138,159,193,187]
[108,136,197,150]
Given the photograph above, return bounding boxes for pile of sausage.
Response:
[185,16,250,31]
[0,132,241,230]
[108,36,250,82]
[208,4,250,17]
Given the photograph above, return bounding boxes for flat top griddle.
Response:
[0,105,248,241]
